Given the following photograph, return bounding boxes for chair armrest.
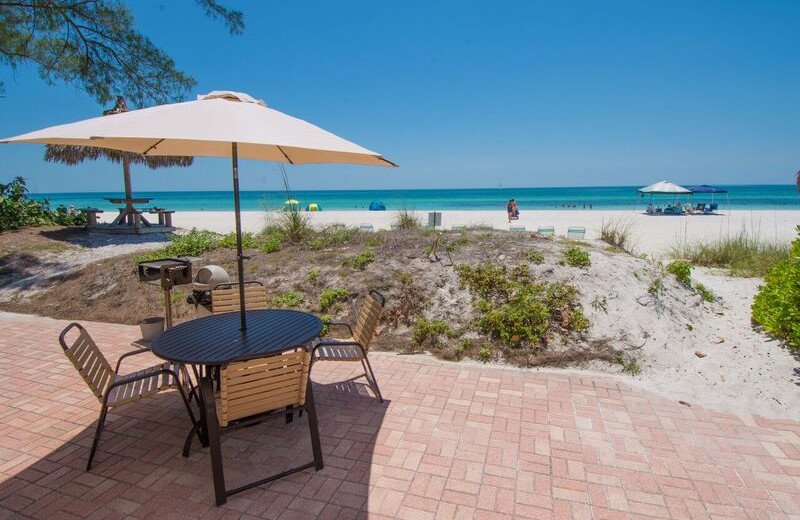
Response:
[114,347,153,374]
[326,322,354,336]
[312,340,367,357]
[109,366,177,389]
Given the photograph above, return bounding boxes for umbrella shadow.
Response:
[0,379,389,518]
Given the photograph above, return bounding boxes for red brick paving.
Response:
[1,312,800,519]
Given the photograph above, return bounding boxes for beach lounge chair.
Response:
[537,226,555,237]
[198,347,323,505]
[567,226,586,240]
[211,281,268,314]
[359,223,374,232]
[58,323,196,470]
[655,207,663,215]
[311,290,385,401]
[510,225,526,232]
[709,203,718,212]
[450,224,466,231]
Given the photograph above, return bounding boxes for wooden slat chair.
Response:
[537,226,555,237]
[211,281,268,314]
[311,290,385,401]
[58,323,197,471]
[197,347,323,506]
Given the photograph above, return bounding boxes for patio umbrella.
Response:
[637,181,691,194]
[2,90,397,329]
[44,97,194,209]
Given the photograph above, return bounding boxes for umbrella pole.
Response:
[231,142,247,330]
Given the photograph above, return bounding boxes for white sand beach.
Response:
[157,209,800,256]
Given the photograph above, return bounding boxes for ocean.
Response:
[30,185,799,212]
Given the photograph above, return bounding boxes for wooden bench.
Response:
[147,208,175,227]
[80,207,104,227]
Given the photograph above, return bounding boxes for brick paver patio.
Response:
[1,311,799,519]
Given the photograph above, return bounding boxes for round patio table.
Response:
[149,308,323,498]
[150,309,323,365]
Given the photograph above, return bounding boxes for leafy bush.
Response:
[219,231,257,250]
[308,269,320,283]
[560,246,591,268]
[366,233,386,247]
[319,314,333,336]
[526,250,544,264]
[671,229,790,277]
[306,225,358,249]
[648,277,663,296]
[600,218,636,253]
[695,282,715,302]
[0,176,86,231]
[320,287,349,312]
[454,263,511,299]
[476,285,551,345]
[411,317,452,348]
[752,227,800,348]
[479,345,491,361]
[271,290,305,308]
[136,229,219,261]
[259,234,283,253]
[344,249,375,270]
[393,206,421,230]
[270,210,311,243]
[666,260,692,286]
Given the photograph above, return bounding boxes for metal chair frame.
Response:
[311,290,385,402]
[58,322,198,471]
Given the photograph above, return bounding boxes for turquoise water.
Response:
[30,185,799,212]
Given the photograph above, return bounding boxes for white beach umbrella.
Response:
[637,181,691,194]
[2,91,397,329]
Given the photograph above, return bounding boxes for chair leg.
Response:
[87,404,109,471]
[361,356,384,402]
[304,384,324,471]
[200,377,227,506]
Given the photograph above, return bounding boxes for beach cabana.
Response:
[688,185,728,213]
[369,201,386,211]
[638,181,692,214]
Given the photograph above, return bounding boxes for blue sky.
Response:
[1,0,799,193]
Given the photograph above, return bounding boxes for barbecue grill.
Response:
[137,258,192,328]
[186,265,230,316]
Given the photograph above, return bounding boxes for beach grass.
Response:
[671,229,790,277]
[393,206,422,230]
[600,217,637,254]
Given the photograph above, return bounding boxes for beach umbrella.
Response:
[637,181,691,194]
[44,97,194,207]
[2,90,397,329]
[283,199,300,205]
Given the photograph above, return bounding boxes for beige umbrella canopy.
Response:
[43,97,193,204]
[2,90,396,329]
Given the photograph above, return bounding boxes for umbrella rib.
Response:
[276,145,295,165]
[141,139,165,156]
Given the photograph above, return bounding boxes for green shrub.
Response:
[344,249,375,270]
[319,314,333,336]
[454,264,511,299]
[695,282,715,302]
[666,260,692,286]
[648,277,663,296]
[219,231,257,250]
[454,338,470,359]
[271,210,311,243]
[752,227,800,348]
[320,287,349,312]
[526,250,544,264]
[479,345,491,361]
[366,233,386,247]
[0,176,86,231]
[308,269,320,283]
[411,317,452,348]
[306,226,358,249]
[271,290,305,308]
[136,229,219,262]
[672,229,790,277]
[477,285,551,345]
[259,234,283,253]
[560,246,591,268]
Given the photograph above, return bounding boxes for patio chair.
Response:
[567,226,586,240]
[311,290,385,401]
[199,347,323,506]
[58,323,196,471]
[211,281,268,314]
[510,225,526,232]
[537,226,555,237]
[359,223,374,231]
[450,224,465,231]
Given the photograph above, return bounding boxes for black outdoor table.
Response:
[150,309,323,365]
[149,308,323,500]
